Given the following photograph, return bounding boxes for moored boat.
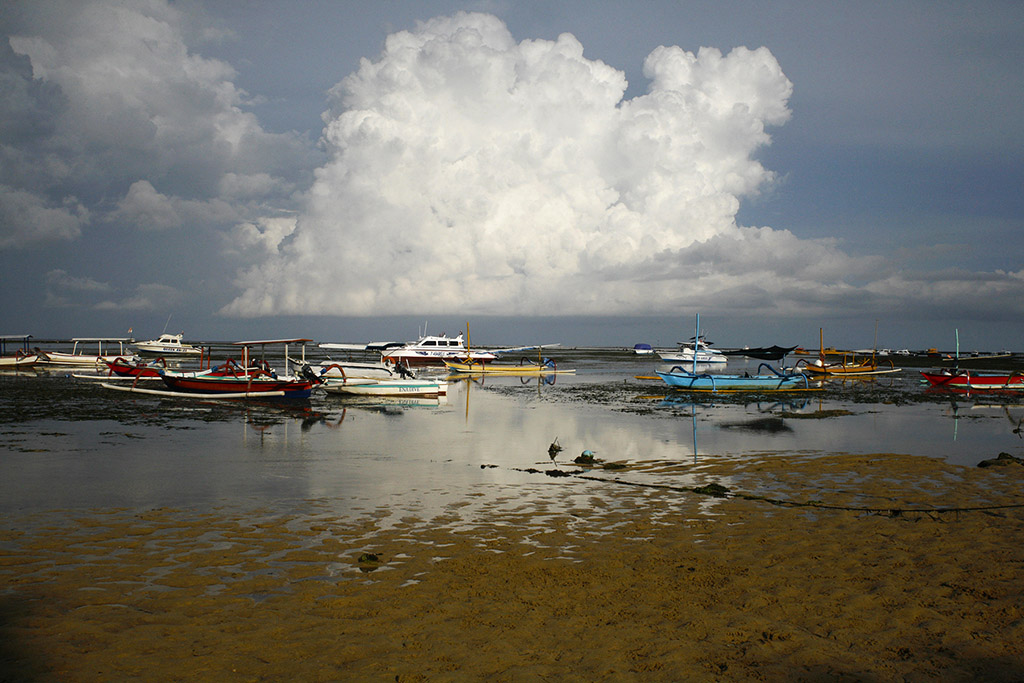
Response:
[381,331,497,367]
[0,334,39,369]
[443,357,574,375]
[35,338,132,367]
[322,377,448,397]
[656,363,812,392]
[920,369,1024,392]
[157,338,317,398]
[794,329,899,377]
[657,319,727,364]
[104,356,168,378]
[133,333,202,357]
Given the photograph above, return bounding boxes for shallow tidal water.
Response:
[2,349,1023,521]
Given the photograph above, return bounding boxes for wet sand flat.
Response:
[2,452,1024,681]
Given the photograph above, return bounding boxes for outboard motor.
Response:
[300,363,321,384]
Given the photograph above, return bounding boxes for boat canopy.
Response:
[232,338,313,346]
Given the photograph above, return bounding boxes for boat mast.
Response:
[693,314,699,373]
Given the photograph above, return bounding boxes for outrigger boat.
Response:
[322,377,448,397]
[920,329,1023,392]
[795,329,899,377]
[103,356,169,378]
[0,335,39,369]
[654,316,813,392]
[35,337,132,367]
[317,364,447,397]
[656,363,812,392]
[921,369,1024,392]
[443,357,574,375]
[103,338,318,399]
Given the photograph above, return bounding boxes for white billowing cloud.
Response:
[3,0,314,245]
[228,216,298,256]
[112,180,181,231]
[225,12,815,317]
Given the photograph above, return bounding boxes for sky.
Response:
[2,0,1023,352]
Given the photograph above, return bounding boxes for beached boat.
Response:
[133,333,202,357]
[443,357,574,375]
[920,369,1024,392]
[920,329,1022,391]
[104,356,169,378]
[157,338,318,398]
[322,377,448,397]
[307,359,405,381]
[35,338,132,367]
[795,329,899,377]
[633,343,655,355]
[656,363,812,392]
[0,334,39,369]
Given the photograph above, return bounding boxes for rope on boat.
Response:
[512,467,1024,519]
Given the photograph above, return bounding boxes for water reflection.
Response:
[2,360,1024,518]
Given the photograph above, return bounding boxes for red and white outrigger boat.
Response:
[103,338,319,399]
[921,369,1024,392]
[920,329,1022,393]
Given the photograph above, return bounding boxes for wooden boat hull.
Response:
[0,353,39,368]
[443,360,572,375]
[36,352,126,367]
[800,365,901,377]
[656,369,810,392]
[161,374,314,398]
[322,378,447,397]
[921,371,1024,391]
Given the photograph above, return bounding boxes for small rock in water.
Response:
[977,452,1024,468]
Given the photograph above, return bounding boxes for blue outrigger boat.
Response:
[656,362,811,392]
[654,314,811,392]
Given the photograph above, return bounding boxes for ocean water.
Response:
[2,349,1022,520]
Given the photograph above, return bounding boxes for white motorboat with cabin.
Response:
[382,332,496,367]
[658,335,727,364]
[133,332,202,357]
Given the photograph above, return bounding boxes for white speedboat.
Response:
[658,337,727,364]
[382,332,497,367]
[133,333,202,356]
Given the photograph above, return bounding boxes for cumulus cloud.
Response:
[0,184,87,247]
[2,0,315,244]
[43,268,111,307]
[224,12,821,317]
[95,283,186,311]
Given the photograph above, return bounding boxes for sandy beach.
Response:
[2,451,1023,681]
